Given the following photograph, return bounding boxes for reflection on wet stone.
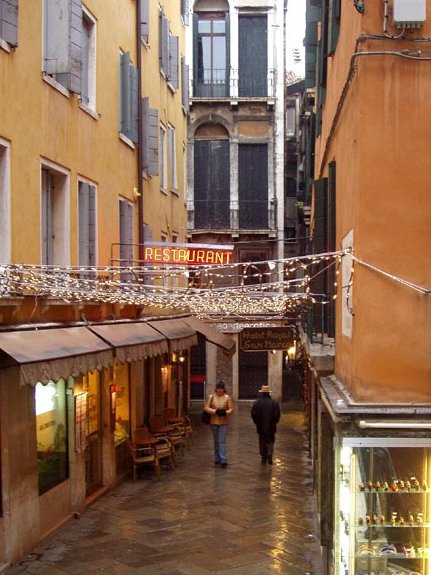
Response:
[5,402,322,575]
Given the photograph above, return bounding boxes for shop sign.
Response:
[214,321,281,333]
[143,242,234,266]
[240,327,295,351]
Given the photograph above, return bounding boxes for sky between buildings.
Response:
[286,0,306,79]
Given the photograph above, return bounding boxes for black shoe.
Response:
[215,461,221,465]
[267,458,273,465]
[221,462,228,468]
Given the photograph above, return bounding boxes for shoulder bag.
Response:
[202,395,213,424]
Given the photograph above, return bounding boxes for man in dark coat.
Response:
[251,384,281,464]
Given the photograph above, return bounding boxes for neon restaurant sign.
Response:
[143,242,234,266]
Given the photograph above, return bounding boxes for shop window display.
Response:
[113,363,130,445]
[36,379,68,494]
[335,439,431,575]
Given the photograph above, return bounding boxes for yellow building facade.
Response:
[0,0,196,566]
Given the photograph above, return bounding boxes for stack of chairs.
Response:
[149,414,186,457]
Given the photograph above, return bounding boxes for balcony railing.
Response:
[191,68,275,100]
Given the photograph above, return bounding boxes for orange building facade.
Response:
[304,2,431,573]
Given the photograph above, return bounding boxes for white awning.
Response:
[147,319,198,352]
[0,327,113,387]
[88,322,169,363]
[180,316,236,356]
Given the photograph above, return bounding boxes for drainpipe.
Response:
[136,2,144,261]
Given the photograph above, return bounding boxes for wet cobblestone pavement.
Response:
[5,401,323,575]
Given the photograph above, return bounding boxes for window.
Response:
[168,125,177,192]
[194,137,230,229]
[78,181,96,272]
[80,8,96,109]
[41,163,69,266]
[238,15,267,97]
[43,0,81,93]
[160,124,167,193]
[193,9,229,97]
[0,0,18,47]
[286,106,296,137]
[36,379,68,495]
[238,144,268,229]
[119,198,134,277]
[113,363,130,446]
[0,139,11,263]
[120,52,138,143]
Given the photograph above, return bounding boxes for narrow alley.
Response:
[5,402,322,575]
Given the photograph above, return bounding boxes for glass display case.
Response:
[335,438,431,575]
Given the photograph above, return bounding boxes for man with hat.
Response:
[251,383,281,464]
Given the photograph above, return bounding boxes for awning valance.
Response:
[147,319,198,352]
[88,322,169,363]
[0,327,113,387]
[181,316,236,357]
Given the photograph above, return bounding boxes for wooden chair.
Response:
[163,407,184,425]
[182,414,194,448]
[134,426,176,470]
[127,439,160,481]
[163,408,193,448]
[149,415,186,457]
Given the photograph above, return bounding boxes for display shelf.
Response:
[335,442,431,575]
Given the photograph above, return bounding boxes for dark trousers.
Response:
[258,433,275,461]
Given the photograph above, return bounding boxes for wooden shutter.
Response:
[120,52,132,137]
[328,0,341,55]
[0,0,18,47]
[119,199,133,268]
[194,140,230,229]
[79,182,90,266]
[130,65,139,143]
[181,0,188,25]
[159,15,169,75]
[141,98,159,176]
[238,15,267,97]
[238,144,268,229]
[181,57,189,111]
[313,177,328,253]
[69,0,81,93]
[79,183,96,267]
[169,35,179,89]
[140,0,149,43]
[44,0,81,93]
[41,169,54,266]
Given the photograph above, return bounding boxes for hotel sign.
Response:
[143,242,234,266]
[240,327,295,351]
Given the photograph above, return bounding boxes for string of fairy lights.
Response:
[0,249,428,320]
